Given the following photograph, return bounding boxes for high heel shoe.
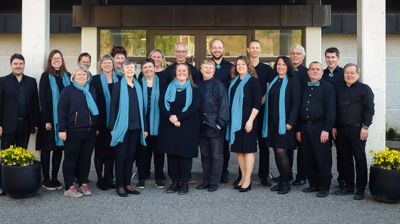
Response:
[233,184,242,190]
[239,182,252,192]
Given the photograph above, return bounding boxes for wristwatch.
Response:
[362,125,369,130]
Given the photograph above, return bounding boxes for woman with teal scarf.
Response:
[158,63,202,195]
[58,65,98,198]
[108,59,148,197]
[262,56,301,195]
[37,49,71,191]
[136,58,165,190]
[226,56,261,192]
[91,54,121,191]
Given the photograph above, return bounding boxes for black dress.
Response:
[266,76,301,149]
[158,87,202,158]
[229,76,261,153]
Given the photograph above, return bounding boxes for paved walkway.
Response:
[1,148,399,224]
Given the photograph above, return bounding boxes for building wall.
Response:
[0,33,81,78]
[322,34,400,130]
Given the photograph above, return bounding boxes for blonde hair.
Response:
[200,59,216,70]
[71,65,90,82]
[149,49,167,69]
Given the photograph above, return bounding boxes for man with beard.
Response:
[209,39,232,183]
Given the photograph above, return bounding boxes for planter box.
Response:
[369,165,400,203]
[1,161,41,198]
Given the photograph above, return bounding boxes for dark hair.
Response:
[325,47,340,57]
[78,52,91,63]
[344,63,360,74]
[110,46,127,58]
[10,53,25,63]
[230,56,258,80]
[248,39,261,47]
[273,56,295,78]
[141,58,155,67]
[45,49,68,77]
[175,63,197,88]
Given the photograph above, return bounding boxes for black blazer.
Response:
[0,73,39,134]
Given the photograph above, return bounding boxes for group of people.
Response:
[0,39,374,200]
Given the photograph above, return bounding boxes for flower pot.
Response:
[369,165,400,203]
[1,161,41,198]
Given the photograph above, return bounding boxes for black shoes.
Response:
[137,180,145,189]
[335,187,355,195]
[42,180,56,191]
[155,180,165,189]
[292,179,307,186]
[117,187,128,197]
[97,180,108,191]
[273,175,293,183]
[196,183,209,190]
[303,186,319,193]
[260,177,273,187]
[106,182,117,189]
[179,184,189,195]
[354,191,365,200]
[317,190,329,198]
[239,182,252,192]
[208,185,218,192]
[51,179,63,190]
[0,186,6,196]
[166,183,180,193]
[233,175,241,186]
[278,185,291,194]
[220,171,229,183]
[271,184,280,191]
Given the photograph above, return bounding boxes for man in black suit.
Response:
[0,53,40,195]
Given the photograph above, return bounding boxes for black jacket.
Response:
[57,85,97,132]
[199,77,230,138]
[0,73,39,134]
[163,62,200,86]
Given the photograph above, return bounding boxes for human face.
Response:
[142,62,155,79]
[247,41,261,59]
[290,47,304,67]
[101,59,113,74]
[276,58,288,76]
[236,59,248,76]
[114,53,126,70]
[79,56,91,69]
[211,40,224,60]
[10,58,25,76]
[74,70,88,86]
[308,63,323,82]
[176,64,189,84]
[344,66,360,86]
[174,44,188,63]
[200,63,215,81]
[51,53,63,70]
[150,51,163,68]
[123,63,135,79]
[325,52,339,70]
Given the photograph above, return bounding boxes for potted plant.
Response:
[369,148,400,203]
[0,146,41,198]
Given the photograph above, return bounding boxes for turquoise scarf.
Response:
[72,80,99,116]
[100,72,119,126]
[262,75,288,138]
[164,79,192,112]
[48,73,71,146]
[110,77,146,147]
[225,73,251,145]
[142,75,160,136]
[116,71,124,77]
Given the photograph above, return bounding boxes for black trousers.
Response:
[336,126,367,192]
[258,136,270,179]
[62,131,95,190]
[115,130,140,187]
[0,119,30,185]
[94,129,115,185]
[301,123,332,190]
[200,136,224,186]
[167,154,192,185]
[222,140,230,174]
[136,135,165,180]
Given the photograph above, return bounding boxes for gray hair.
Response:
[344,63,360,74]
[71,65,90,82]
[309,61,322,69]
[291,44,306,56]
[122,59,136,68]
[98,54,116,74]
[174,42,188,51]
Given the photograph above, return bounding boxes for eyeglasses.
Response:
[175,50,188,54]
[52,57,62,61]
[290,52,303,56]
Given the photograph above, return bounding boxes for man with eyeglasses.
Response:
[163,42,200,86]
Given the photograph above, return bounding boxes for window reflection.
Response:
[99,29,146,57]
[255,30,302,56]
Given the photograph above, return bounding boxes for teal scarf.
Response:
[262,75,288,138]
[164,79,192,112]
[142,75,160,136]
[48,73,71,146]
[110,77,146,147]
[72,80,99,116]
[116,71,124,77]
[225,73,251,145]
[100,72,119,126]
